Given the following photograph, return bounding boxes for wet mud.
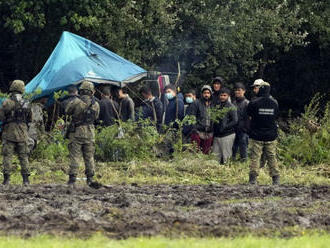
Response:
[0,184,329,238]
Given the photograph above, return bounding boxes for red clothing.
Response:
[191,133,213,154]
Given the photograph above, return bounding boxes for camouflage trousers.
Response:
[68,138,95,177]
[249,139,279,177]
[2,139,30,176]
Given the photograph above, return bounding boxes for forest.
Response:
[0,0,329,115]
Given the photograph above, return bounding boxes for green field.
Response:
[1,235,329,248]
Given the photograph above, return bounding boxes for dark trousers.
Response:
[191,133,213,154]
[232,131,249,160]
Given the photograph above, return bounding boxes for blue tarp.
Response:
[26,31,147,98]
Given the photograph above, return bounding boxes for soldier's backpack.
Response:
[81,97,97,125]
[6,95,29,124]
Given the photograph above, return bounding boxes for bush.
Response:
[278,94,330,165]
[95,119,162,161]
[31,120,69,162]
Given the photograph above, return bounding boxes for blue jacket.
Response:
[164,93,184,126]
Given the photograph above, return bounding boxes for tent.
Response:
[26,31,147,98]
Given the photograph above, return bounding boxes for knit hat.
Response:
[201,85,213,94]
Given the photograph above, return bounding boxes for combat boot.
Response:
[272,175,280,185]
[67,175,76,186]
[2,174,10,185]
[249,172,258,185]
[22,174,30,186]
[87,176,102,189]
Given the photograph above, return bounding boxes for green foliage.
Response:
[278,95,330,165]
[23,87,42,100]
[31,119,69,162]
[95,119,162,162]
[209,106,236,123]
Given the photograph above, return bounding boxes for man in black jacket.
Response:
[111,86,135,122]
[98,87,119,126]
[184,85,214,154]
[247,82,280,185]
[212,88,238,164]
[137,86,163,131]
[232,82,249,161]
[211,76,224,105]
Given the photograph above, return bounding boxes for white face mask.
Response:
[185,97,193,104]
[165,92,175,100]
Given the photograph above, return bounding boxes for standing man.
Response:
[185,85,214,154]
[111,86,135,122]
[65,81,101,188]
[0,80,32,185]
[138,86,163,131]
[212,88,238,164]
[211,76,224,105]
[251,79,278,168]
[232,82,250,161]
[164,84,184,126]
[247,81,280,185]
[59,85,79,116]
[184,89,197,114]
[98,86,119,126]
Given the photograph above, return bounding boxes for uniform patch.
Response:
[258,108,274,115]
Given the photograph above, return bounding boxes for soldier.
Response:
[0,80,32,185]
[247,81,280,185]
[65,81,101,188]
[251,79,278,168]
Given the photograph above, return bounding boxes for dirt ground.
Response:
[0,184,329,238]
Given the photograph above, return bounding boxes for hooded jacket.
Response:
[247,85,279,141]
[184,97,213,134]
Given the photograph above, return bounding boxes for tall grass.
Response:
[278,94,330,166]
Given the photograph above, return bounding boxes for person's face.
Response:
[213,82,221,92]
[234,88,245,98]
[219,93,229,102]
[253,86,260,94]
[184,93,196,100]
[202,90,211,100]
[165,88,176,96]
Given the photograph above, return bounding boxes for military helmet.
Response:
[9,80,25,94]
[79,81,95,92]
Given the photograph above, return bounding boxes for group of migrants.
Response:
[0,76,280,188]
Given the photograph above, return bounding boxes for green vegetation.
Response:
[1,1,329,113]
[0,234,329,248]
[278,95,330,166]
[5,155,328,186]
[24,96,330,186]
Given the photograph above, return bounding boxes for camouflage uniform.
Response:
[249,140,279,177]
[65,81,100,185]
[0,80,32,185]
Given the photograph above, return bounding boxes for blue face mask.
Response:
[185,97,193,104]
[165,92,175,100]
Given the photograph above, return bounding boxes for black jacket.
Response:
[138,97,163,125]
[184,98,213,134]
[164,93,184,126]
[212,90,220,105]
[247,86,279,141]
[119,95,135,122]
[232,97,249,133]
[213,101,238,137]
[99,97,119,126]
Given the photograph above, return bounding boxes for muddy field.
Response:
[0,184,329,238]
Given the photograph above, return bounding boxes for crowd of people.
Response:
[0,76,280,188]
